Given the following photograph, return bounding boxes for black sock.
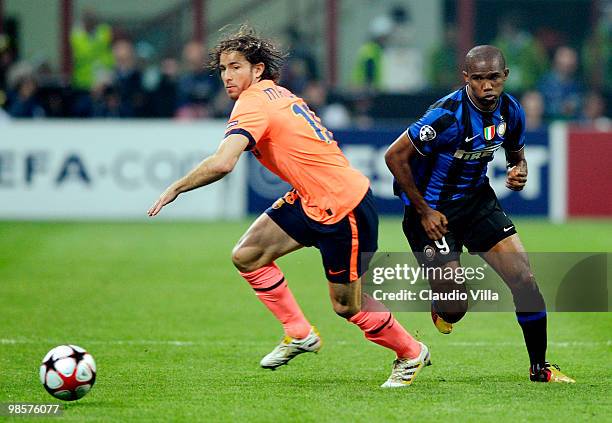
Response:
[516,312,547,369]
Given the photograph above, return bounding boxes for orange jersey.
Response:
[225,80,370,224]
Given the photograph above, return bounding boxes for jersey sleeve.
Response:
[502,102,526,152]
[225,94,268,151]
[406,109,459,155]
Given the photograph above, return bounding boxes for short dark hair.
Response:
[209,25,286,82]
[464,45,506,72]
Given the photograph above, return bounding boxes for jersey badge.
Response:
[419,125,437,142]
[497,121,507,137]
[424,245,436,261]
[483,125,496,141]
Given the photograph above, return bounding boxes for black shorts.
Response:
[266,189,378,283]
[403,184,516,266]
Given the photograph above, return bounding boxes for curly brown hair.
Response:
[208,25,286,82]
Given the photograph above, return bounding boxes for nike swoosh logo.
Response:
[465,134,479,142]
[503,226,515,232]
[328,269,347,275]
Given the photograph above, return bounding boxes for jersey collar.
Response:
[248,79,275,91]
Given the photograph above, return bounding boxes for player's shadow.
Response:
[61,400,105,410]
[555,254,609,311]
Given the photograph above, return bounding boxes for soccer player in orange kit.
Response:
[148,26,429,387]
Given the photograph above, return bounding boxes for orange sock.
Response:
[239,263,311,339]
[349,295,420,359]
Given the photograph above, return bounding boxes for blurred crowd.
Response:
[0,5,610,130]
[352,5,611,129]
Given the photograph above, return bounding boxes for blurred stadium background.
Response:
[0,0,610,221]
[1,0,611,421]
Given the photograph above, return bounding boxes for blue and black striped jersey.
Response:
[395,86,525,208]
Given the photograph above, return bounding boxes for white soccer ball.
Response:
[40,345,96,401]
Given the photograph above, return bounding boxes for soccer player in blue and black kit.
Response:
[385,45,574,383]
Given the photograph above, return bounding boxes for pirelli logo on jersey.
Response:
[453,143,502,160]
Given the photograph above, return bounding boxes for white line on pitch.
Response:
[0,339,196,346]
[1,338,610,348]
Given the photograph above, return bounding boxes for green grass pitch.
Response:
[1,218,610,422]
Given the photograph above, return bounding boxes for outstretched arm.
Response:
[147,134,249,217]
[505,147,527,191]
[385,132,448,240]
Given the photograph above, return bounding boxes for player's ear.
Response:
[462,70,469,83]
[253,62,265,79]
[503,68,509,79]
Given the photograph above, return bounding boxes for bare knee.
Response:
[231,244,263,273]
[509,271,538,291]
